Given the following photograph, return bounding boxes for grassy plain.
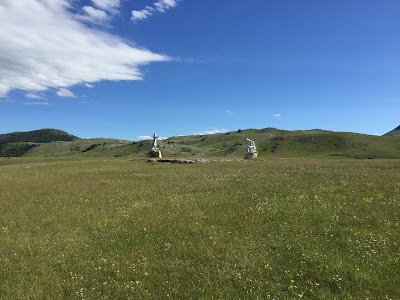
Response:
[0,157,399,299]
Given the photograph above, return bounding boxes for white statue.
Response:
[246,138,257,153]
[149,133,162,158]
[245,138,258,159]
[152,133,158,148]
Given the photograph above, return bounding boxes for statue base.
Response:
[149,147,162,158]
[244,151,258,159]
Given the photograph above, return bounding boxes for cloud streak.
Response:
[0,98,50,105]
[56,88,76,98]
[25,93,44,99]
[76,6,110,23]
[0,0,170,98]
[196,129,227,135]
[138,135,167,140]
[92,0,120,13]
[131,0,178,22]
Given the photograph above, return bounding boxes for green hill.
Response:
[0,129,77,144]
[25,138,132,157]
[157,128,400,159]
[0,129,80,157]
[2,127,400,158]
[383,125,400,138]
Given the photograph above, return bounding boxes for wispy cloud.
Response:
[76,6,110,24]
[25,93,44,99]
[131,8,153,21]
[84,83,94,88]
[154,0,178,12]
[23,101,50,106]
[76,0,121,24]
[196,128,227,135]
[0,0,170,98]
[0,98,50,105]
[273,113,281,117]
[131,0,178,22]
[138,135,152,140]
[138,135,167,140]
[226,109,232,114]
[0,99,16,103]
[57,88,76,98]
[92,0,120,14]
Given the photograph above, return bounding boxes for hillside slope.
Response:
[0,129,77,144]
[3,127,400,158]
[23,128,400,159]
[25,138,132,157]
[0,129,80,157]
[157,128,400,159]
[383,125,400,138]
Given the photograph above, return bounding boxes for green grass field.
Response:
[1,157,399,299]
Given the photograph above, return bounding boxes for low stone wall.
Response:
[146,158,245,164]
[147,159,195,164]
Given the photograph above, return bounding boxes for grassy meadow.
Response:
[0,157,399,299]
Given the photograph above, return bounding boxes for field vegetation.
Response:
[1,157,399,299]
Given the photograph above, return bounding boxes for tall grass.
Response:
[0,158,399,299]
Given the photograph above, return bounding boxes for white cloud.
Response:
[23,101,50,106]
[196,128,227,135]
[154,0,177,12]
[131,0,178,22]
[138,135,152,140]
[84,83,94,88]
[77,6,109,23]
[57,88,76,98]
[138,135,166,140]
[131,9,153,21]
[273,114,281,117]
[226,109,231,113]
[25,93,43,99]
[91,0,120,13]
[0,0,170,98]
[0,98,49,105]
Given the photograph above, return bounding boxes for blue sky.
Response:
[0,0,399,140]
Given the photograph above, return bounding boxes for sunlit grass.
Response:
[0,158,399,298]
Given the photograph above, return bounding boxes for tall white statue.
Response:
[149,133,162,158]
[152,133,158,148]
[245,138,258,159]
[246,138,257,153]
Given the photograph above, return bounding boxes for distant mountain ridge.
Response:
[383,125,400,138]
[0,129,79,157]
[0,129,78,144]
[1,127,400,159]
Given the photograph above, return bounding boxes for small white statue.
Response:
[149,133,162,158]
[246,138,257,153]
[152,133,158,148]
[245,138,258,159]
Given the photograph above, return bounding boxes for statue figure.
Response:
[149,133,162,158]
[152,133,158,148]
[244,138,258,159]
[246,138,257,153]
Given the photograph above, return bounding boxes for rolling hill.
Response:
[0,129,80,157]
[0,128,77,144]
[1,127,400,158]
